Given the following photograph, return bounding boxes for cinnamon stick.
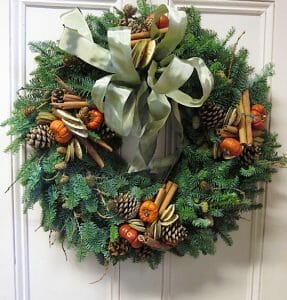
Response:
[51,101,88,110]
[159,182,178,214]
[218,129,237,138]
[165,181,173,193]
[238,96,247,144]
[137,235,172,251]
[95,139,113,153]
[243,90,253,146]
[63,94,85,102]
[154,187,166,207]
[131,27,169,41]
[223,125,238,134]
[78,137,104,168]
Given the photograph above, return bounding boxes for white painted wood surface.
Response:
[1,0,287,299]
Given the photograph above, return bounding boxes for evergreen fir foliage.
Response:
[2,1,286,269]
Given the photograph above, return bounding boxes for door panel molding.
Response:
[171,0,273,14]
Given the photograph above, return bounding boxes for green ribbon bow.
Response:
[59,6,214,173]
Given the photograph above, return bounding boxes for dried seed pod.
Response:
[59,174,69,184]
[54,161,67,171]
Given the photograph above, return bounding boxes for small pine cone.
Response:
[199,102,225,129]
[200,180,210,191]
[51,89,65,103]
[135,245,153,261]
[108,193,140,221]
[240,145,261,166]
[123,4,137,18]
[109,238,130,256]
[161,221,188,247]
[26,124,54,148]
[99,124,116,140]
[144,16,154,31]
[76,106,89,122]
[120,17,147,34]
[22,106,35,116]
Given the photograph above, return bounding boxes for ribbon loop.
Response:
[107,28,140,85]
[154,8,187,61]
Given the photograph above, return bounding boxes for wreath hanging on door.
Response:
[3,0,286,269]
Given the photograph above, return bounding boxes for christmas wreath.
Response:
[3,1,286,269]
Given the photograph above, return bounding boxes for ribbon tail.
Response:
[128,92,171,173]
[131,81,149,137]
[149,101,183,177]
[91,75,113,112]
[104,83,135,136]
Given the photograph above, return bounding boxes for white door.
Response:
[1,0,287,299]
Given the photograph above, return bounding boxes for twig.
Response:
[212,187,246,200]
[227,31,246,79]
[5,150,48,193]
[94,188,108,205]
[43,172,60,182]
[5,178,18,193]
[55,75,75,94]
[61,241,68,261]
[89,263,109,284]
[49,230,56,247]
[35,101,50,110]
[34,224,42,232]
[96,210,114,219]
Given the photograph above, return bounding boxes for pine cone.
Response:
[108,193,140,220]
[120,17,147,34]
[240,145,261,166]
[199,102,225,129]
[123,4,137,18]
[26,124,54,148]
[99,124,116,140]
[109,238,130,256]
[51,89,65,103]
[161,221,188,247]
[22,106,35,116]
[135,245,153,261]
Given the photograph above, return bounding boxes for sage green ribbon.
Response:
[59,7,214,173]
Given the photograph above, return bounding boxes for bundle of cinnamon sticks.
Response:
[51,93,88,110]
[130,27,168,46]
[154,181,178,214]
[239,89,253,146]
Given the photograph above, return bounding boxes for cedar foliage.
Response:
[2,3,285,268]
